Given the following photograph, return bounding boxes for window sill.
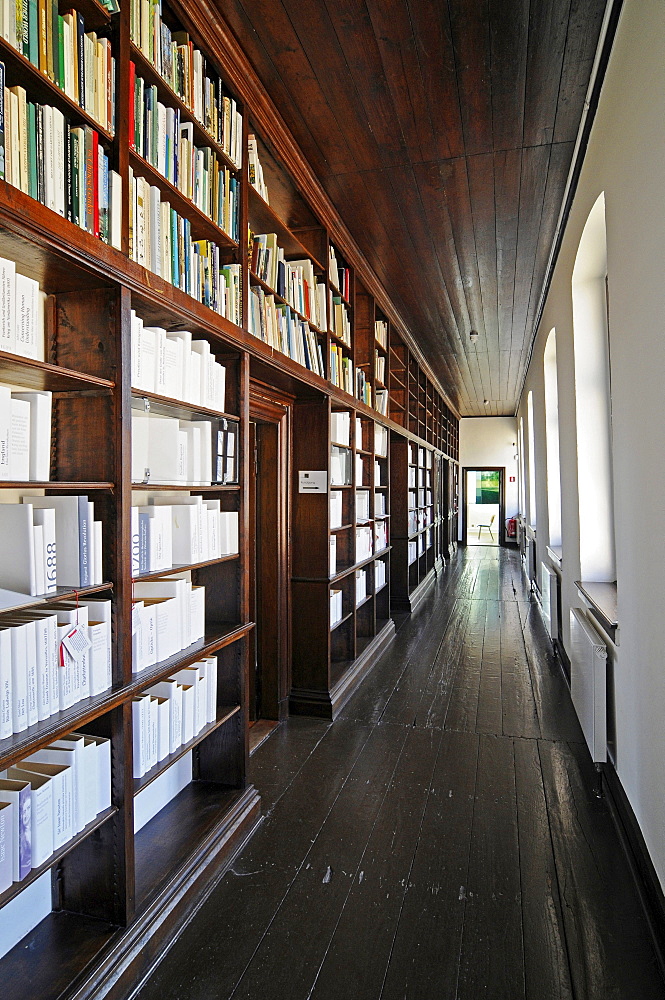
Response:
[575,580,618,644]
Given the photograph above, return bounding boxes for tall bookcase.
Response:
[0,0,459,995]
[290,398,393,718]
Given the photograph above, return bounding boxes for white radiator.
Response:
[541,562,558,639]
[570,608,607,763]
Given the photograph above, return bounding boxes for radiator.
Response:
[570,608,607,763]
[541,563,558,640]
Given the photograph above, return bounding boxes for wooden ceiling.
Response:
[218,0,609,416]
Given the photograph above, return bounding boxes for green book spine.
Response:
[56,15,64,89]
[21,0,29,58]
[27,0,38,66]
[27,101,37,198]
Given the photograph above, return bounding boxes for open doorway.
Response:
[462,468,504,546]
[248,384,291,753]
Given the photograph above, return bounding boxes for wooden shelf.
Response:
[248,187,325,271]
[130,389,238,422]
[131,482,240,491]
[131,623,254,689]
[132,553,239,581]
[330,609,353,631]
[0,910,119,1000]
[0,353,115,393]
[129,150,239,248]
[0,38,114,143]
[329,328,352,350]
[130,43,240,175]
[0,807,116,909]
[249,271,326,335]
[133,705,241,794]
[0,481,114,490]
[134,783,251,909]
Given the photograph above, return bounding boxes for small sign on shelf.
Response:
[299,471,328,494]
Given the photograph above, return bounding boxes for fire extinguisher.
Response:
[506,517,517,538]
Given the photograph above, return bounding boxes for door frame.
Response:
[249,379,293,721]
[462,466,505,546]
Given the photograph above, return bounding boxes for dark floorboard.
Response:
[135,547,665,1000]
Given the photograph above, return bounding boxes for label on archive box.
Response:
[299,471,328,494]
[62,623,92,663]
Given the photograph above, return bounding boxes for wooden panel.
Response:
[224,0,609,414]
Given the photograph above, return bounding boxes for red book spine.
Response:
[91,130,99,238]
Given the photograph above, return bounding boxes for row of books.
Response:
[0,731,111,887]
[331,412,386,455]
[0,599,112,737]
[132,576,204,672]
[0,496,103,595]
[248,133,268,203]
[130,314,226,411]
[408,509,433,535]
[408,530,433,564]
[0,388,51,481]
[328,245,350,301]
[130,170,240,321]
[250,234,327,331]
[356,525,373,562]
[356,368,371,408]
[248,286,325,379]
[131,68,239,240]
[132,411,227,486]
[129,0,243,169]
[329,293,351,346]
[1,4,116,133]
[375,352,386,385]
[329,557,388,627]
[410,444,432,468]
[133,657,217,777]
[329,343,353,395]
[0,258,46,361]
[131,497,239,574]
[375,319,388,350]
[1,77,121,245]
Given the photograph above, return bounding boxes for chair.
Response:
[478,514,496,539]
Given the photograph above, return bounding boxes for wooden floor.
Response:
[135,547,665,1000]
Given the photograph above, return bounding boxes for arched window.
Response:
[544,329,561,547]
[572,192,615,581]
[527,391,537,528]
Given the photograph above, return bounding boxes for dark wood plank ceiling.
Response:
[218,0,608,416]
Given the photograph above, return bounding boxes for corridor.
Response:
[136,547,665,999]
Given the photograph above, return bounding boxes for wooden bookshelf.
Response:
[290,398,394,718]
[0,1,459,996]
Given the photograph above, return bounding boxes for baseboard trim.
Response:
[390,567,436,615]
[290,619,396,720]
[602,762,665,980]
[75,785,262,1000]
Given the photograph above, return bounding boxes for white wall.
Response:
[517,0,665,888]
[458,417,519,540]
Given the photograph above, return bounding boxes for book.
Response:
[19,760,72,850]
[27,495,91,587]
[0,777,31,879]
[0,799,14,892]
[7,767,53,868]
[9,396,30,481]
[0,503,37,594]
